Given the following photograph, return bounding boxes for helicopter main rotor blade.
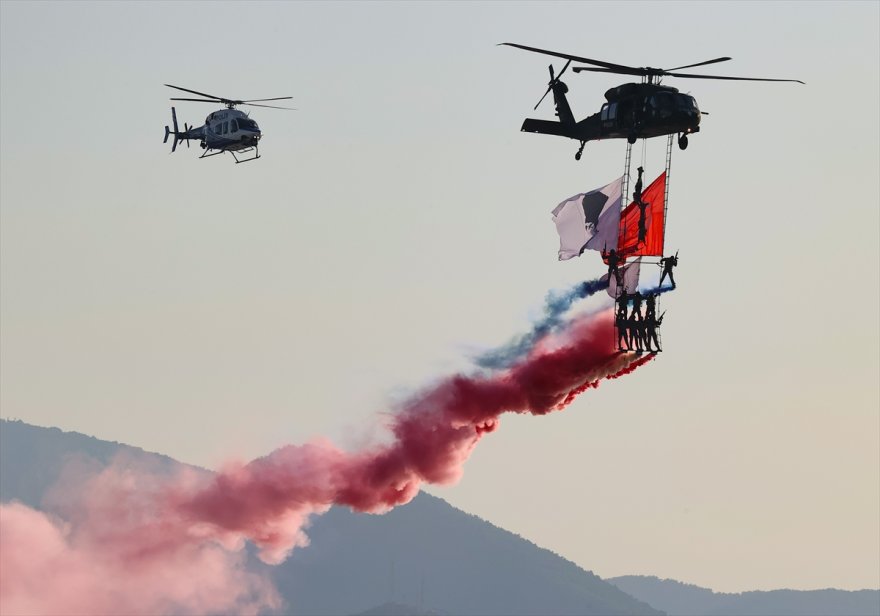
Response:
[170,97,225,103]
[665,57,732,71]
[242,102,297,110]
[500,43,640,73]
[572,66,644,76]
[240,96,294,103]
[165,84,231,102]
[663,70,804,84]
[573,64,803,83]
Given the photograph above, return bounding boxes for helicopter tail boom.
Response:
[521,118,577,138]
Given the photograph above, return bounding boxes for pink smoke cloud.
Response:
[1,308,654,615]
[0,493,280,616]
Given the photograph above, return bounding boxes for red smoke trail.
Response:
[552,352,655,411]
[606,352,657,380]
[176,309,653,564]
[0,308,656,615]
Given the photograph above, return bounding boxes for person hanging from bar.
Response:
[632,166,645,205]
[637,200,649,244]
[633,166,650,245]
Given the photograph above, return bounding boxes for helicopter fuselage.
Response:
[503,42,800,159]
[167,106,265,162]
[521,81,701,148]
[187,108,262,152]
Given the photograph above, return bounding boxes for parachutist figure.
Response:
[637,315,649,353]
[616,293,630,351]
[660,252,678,289]
[644,292,657,320]
[627,313,643,353]
[628,292,646,352]
[642,293,660,352]
[630,291,644,320]
[602,247,624,287]
[644,310,664,353]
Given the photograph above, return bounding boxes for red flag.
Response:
[618,172,666,257]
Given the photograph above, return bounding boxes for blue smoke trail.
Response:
[640,283,676,297]
[473,277,609,370]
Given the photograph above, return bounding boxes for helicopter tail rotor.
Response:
[162,107,189,152]
[534,59,572,110]
[165,107,182,153]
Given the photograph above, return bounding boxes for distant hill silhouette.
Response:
[609,575,880,616]
[0,418,186,508]
[352,602,440,616]
[272,485,658,616]
[0,420,660,616]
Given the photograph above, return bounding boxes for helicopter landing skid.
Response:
[197,145,260,163]
[198,148,225,159]
[229,145,260,164]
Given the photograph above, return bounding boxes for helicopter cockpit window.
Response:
[600,103,617,122]
[675,94,697,110]
[649,93,674,119]
[238,118,258,131]
[653,94,674,108]
[231,119,238,132]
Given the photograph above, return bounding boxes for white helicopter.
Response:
[163,84,294,163]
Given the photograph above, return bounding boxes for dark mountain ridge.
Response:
[8,420,876,616]
[609,575,880,616]
[0,419,659,615]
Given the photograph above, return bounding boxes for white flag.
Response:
[605,258,642,298]
[551,177,623,261]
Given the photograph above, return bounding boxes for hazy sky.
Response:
[1,0,878,593]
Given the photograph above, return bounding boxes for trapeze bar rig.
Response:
[612,135,676,353]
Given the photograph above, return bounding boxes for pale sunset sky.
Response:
[1,1,878,592]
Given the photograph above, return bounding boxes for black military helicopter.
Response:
[163,84,294,163]
[502,43,803,160]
